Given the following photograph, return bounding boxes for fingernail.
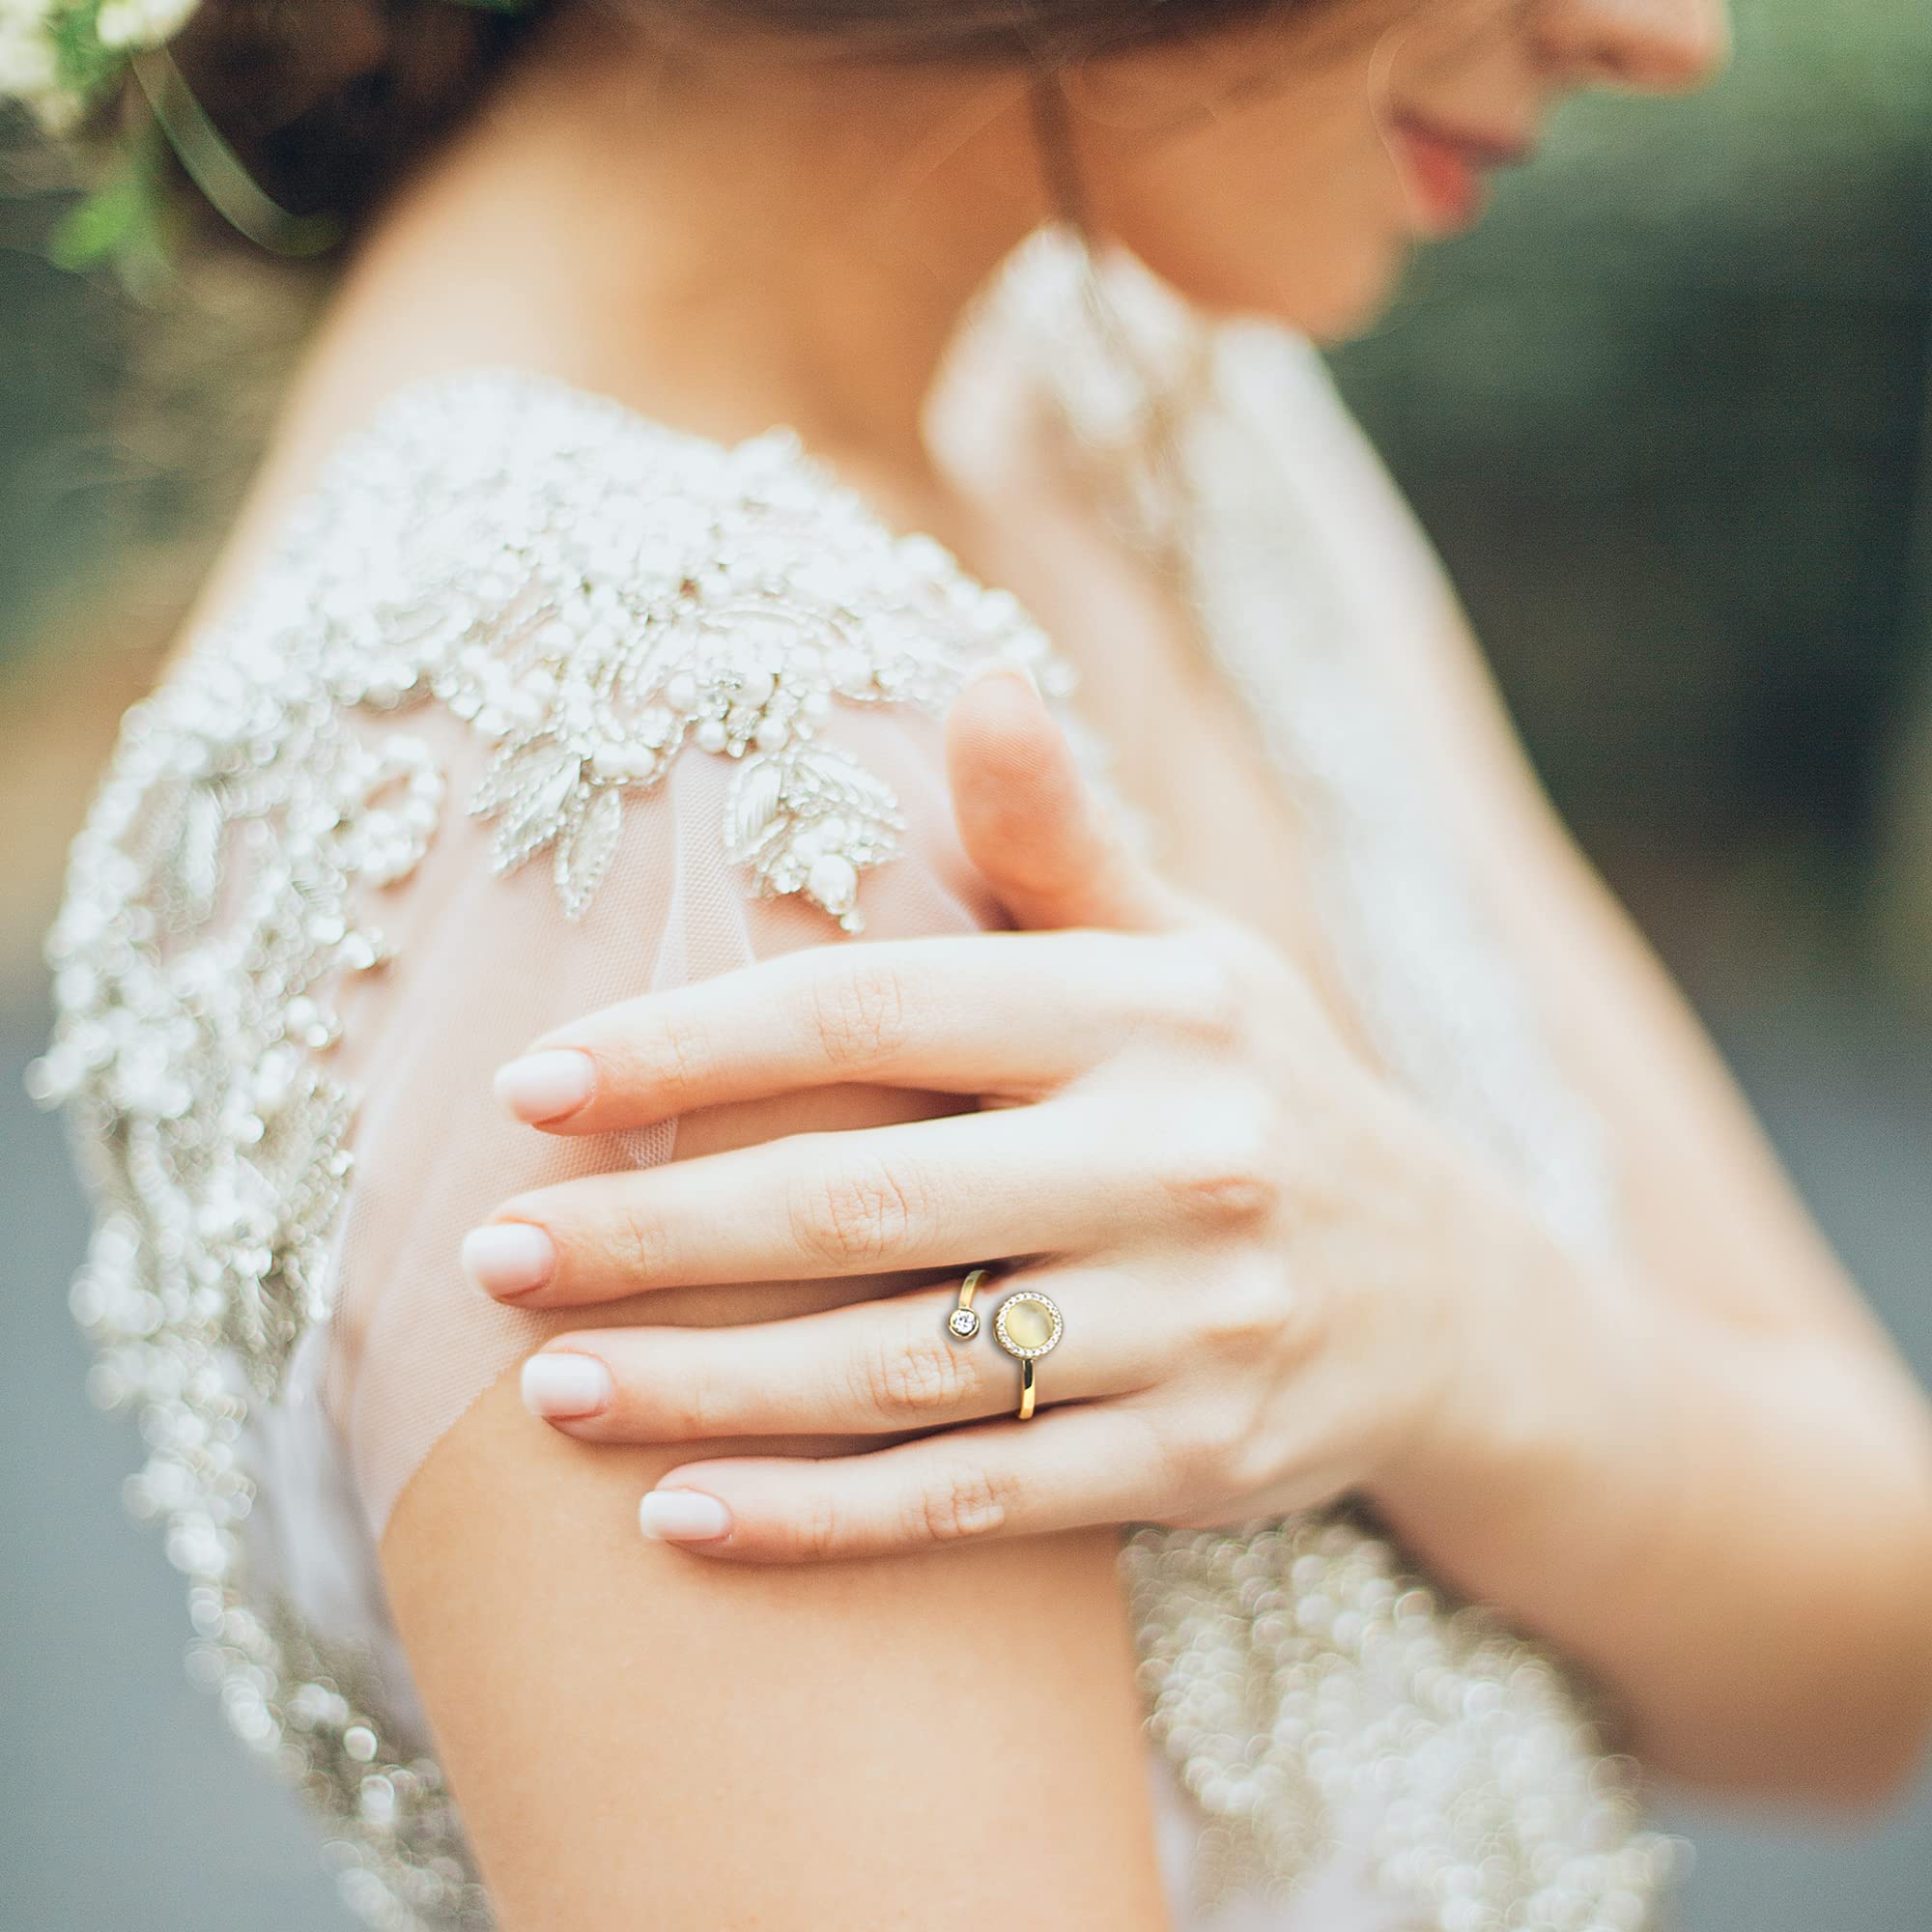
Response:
[639,1488,733,1543]
[494,1048,595,1124]
[962,655,1040,697]
[521,1351,613,1419]
[461,1221,556,1298]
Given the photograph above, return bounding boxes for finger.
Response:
[518,1270,1164,1443]
[630,1398,1178,1562]
[495,926,1185,1133]
[946,662,1193,935]
[468,1095,1152,1307]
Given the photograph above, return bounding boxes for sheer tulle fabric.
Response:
[319,697,1004,1543]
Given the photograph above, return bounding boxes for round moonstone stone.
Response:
[1001,1297,1055,1351]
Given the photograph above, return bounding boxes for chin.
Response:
[1129,229,1412,343]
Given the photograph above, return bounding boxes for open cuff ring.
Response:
[944,1272,1065,1419]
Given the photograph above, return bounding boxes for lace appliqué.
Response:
[450,544,1049,930]
[461,607,920,930]
[339,372,1062,931]
[26,364,1070,1931]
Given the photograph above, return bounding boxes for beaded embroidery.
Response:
[30,228,1683,1932]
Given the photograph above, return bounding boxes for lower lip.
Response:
[1390,118,1493,236]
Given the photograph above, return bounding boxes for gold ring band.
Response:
[991,1289,1064,1421]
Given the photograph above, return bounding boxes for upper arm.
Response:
[376,1098,1170,1930]
[340,700,1171,1928]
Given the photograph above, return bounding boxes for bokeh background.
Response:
[4,0,1930,1923]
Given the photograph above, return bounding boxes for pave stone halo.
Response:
[992,1290,1064,1358]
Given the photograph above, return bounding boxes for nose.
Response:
[1530,0,1732,95]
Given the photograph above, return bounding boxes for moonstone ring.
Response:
[992,1289,1064,1421]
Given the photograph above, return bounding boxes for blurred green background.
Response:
[1326,0,1932,1016]
[4,0,1930,1924]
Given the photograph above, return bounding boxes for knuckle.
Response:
[785,1159,923,1269]
[1146,1409,1212,1498]
[1126,1406,1203,1516]
[801,957,914,1071]
[854,1325,974,1422]
[906,1463,1009,1546]
[1198,1264,1294,1355]
[663,1360,729,1440]
[790,1488,846,1563]
[1171,1401,1254,1492]
[1152,939,1248,1049]
[1159,1103,1283,1227]
[611,1199,678,1283]
[1224,1403,1279,1494]
[629,1004,716,1108]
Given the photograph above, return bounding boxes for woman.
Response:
[22,0,1932,1928]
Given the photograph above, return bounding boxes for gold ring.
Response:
[945,1266,990,1342]
[992,1289,1064,1421]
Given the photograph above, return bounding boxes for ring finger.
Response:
[518,1269,1162,1444]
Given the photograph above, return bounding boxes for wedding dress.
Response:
[28,224,1682,1932]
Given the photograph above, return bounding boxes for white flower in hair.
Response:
[0,0,209,132]
[96,0,201,50]
[0,0,78,131]
[5,0,528,267]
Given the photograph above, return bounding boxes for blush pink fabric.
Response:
[319,696,1007,1542]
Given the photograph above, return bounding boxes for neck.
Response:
[340,10,1056,495]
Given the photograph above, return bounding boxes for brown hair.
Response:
[40,0,1331,674]
[165,0,1310,235]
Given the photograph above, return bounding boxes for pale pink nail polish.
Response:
[961,655,1040,697]
[461,1222,556,1298]
[521,1352,612,1419]
[638,1489,733,1542]
[494,1048,595,1123]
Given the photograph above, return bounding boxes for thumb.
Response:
[944,661,1186,933]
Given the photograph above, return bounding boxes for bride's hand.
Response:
[464,667,1506,1561]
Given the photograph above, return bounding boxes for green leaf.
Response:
[45,0,119,99]
[46,166,150,270]
[43,111,166,279]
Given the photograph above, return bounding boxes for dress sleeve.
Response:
[117,363,1080,1548]
[26,365,1085,1920]
[321,671,1009,1544]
